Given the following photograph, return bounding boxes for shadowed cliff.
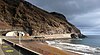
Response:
[0,0,81,36]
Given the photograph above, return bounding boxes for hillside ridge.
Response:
[0,0,82,37]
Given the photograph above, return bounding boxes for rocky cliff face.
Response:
[0,0,81,36]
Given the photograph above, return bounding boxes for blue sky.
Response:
[26,0,100,35]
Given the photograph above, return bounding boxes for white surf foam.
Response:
[46,41,100,55]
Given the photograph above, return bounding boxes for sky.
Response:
[26,0,100,35]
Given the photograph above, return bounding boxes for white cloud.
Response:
[71,9,100,35]
[66,1,80,9]
[72,9,100,25]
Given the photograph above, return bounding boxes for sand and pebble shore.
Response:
[3,37,80,55]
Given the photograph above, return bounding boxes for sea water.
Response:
[46,35,100,55]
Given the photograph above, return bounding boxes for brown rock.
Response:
[0,0,81,36]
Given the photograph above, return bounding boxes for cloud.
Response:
[26,0,100,15]
[71,9,100,27]
[70,8,100,35]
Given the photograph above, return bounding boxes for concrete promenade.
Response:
[0,44,5,55]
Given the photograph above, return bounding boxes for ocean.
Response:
[46,35,100,55]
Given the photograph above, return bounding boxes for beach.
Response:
[3,38,80,55]
[46,35,100,55]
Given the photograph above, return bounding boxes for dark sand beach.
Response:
[3,39,80,55]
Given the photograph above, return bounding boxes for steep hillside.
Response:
[0,0,81,37]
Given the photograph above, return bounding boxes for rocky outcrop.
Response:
[50,12,67,21]
[0,0,83,37]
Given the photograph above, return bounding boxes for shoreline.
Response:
[2,35,100,55]
[1,35,87,55]
[45,39,100,55]
[1,35,99,55]
[47,44,91,55]
[45,41,85,55]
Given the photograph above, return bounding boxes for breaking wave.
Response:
[46,40,100,55]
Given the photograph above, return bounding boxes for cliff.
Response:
[0,0,82,37]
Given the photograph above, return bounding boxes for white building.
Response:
[6,31,25,37]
